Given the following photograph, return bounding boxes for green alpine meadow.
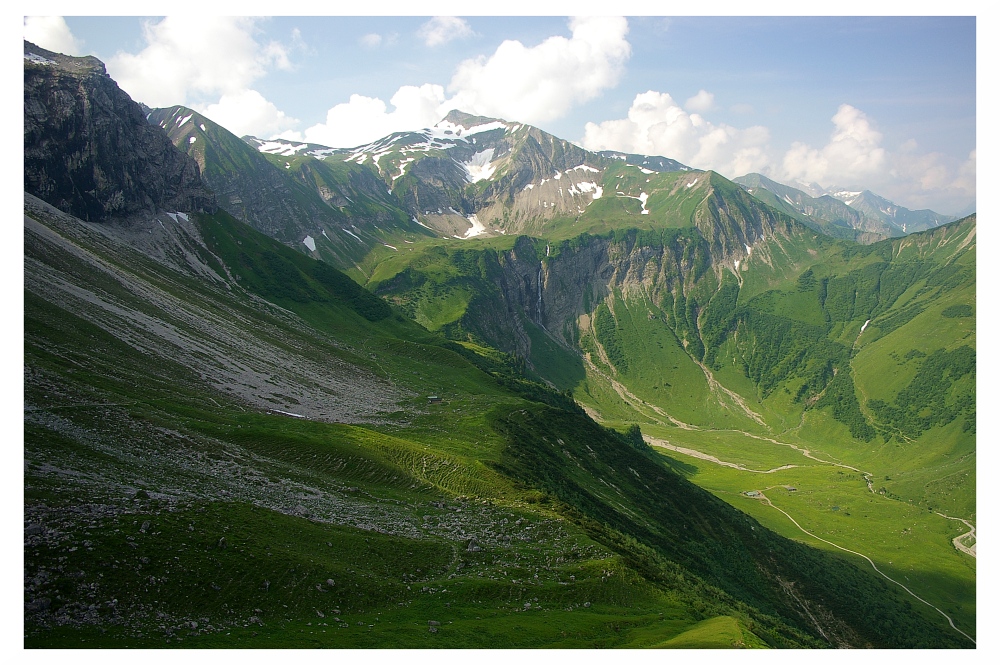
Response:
[24,36,974,649]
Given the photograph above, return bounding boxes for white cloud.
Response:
[684,90,714,112]
[289,84,447,148]
[445,16,631,124]
[24,16,83,55]
[768,105,973,214]
[360,33,383,48]
[297,17,631,148]
[417,16,474,47]
[780,104,887,186]
[195,90,299,139]
[581,90,772,177]
[106,16,292,108]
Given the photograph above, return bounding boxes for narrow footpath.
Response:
[757,491,975,646]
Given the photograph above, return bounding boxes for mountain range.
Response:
[24,41,975,649]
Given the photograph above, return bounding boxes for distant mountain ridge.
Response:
[735,173,957,239]
[824,187,955,233]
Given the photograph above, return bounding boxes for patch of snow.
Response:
[553,172,562,180]
[285,163,290,169]
[24,52,56,65]
[412,216,433,230]
[271,409,305,418]
[176,114,193,127]
[686,179,698,188]
[639,167,655,174]
[735,259,741,271]
[303,235,316,251]
[321,229,329,238]
[176,212,189,222]
[784,194,796,205]
[256,140,308,156]
[860,319,871,333]
[460,148,497,183]
[425,119,505,140]
[383,244,397,251]
[592,186,603,200]
[523,183,535,191]
[745,244,752,255]
[166,213,178,222]
[457,214,487,239]
[569,164,600,173]
[462,121,507,136]
[188,136,197,144]
[341,228,363,243]
[639,192,649,214]
[199,123,206,131]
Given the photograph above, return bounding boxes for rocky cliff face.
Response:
[377,175,822,372]
[23,42,215,223]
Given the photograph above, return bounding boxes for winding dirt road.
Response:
[755,491,975,646]
[937,513,977,558]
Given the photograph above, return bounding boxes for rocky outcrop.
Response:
[23,42,215,223]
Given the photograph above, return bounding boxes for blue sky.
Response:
[23,7,978,215]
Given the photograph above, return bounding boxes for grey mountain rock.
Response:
[23,41,215,223]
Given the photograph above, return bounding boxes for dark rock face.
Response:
[23,41,215,223]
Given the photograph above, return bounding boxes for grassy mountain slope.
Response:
[364,179,976,644]
[23,192,968,648]
[149,106,435,270]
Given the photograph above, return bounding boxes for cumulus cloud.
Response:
[417,16,474,47]
[360,33,383,48]
[285,84,447,148]
[780,104,887,186]
[24,16,83,55]
[581,90,772,177]
[445,16,631,124]
[103,16,302,140]
[774,105,974,213]
[106,16,293,108]
[298,17,632,148]
[195,90,299,139]
[684,90,714,112]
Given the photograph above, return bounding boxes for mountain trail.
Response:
[756,492,975,646]
[936,513,976,558]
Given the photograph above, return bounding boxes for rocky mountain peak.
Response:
[23,41,215,224]
[440,109,507,130]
